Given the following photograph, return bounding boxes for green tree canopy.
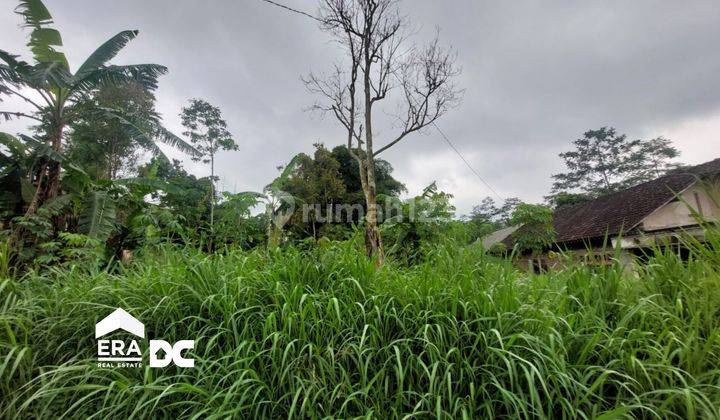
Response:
[509,203,555,256]
[550,127,681,199]
[330,145,406,205]
[466,196,523,242]
[180,98,237,238]
[139,157,211,234]
[279,144,406,240]
[66,81,158,181]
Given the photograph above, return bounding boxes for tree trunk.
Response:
[362,174,383,265]
[23,167,45,217]
[358,153,384,265]
[24,124,63,218]
[209,153,215,250]
[210,155,215,228]
[108,136,119,180]
[45,124,64,202]
[361,44,384,266]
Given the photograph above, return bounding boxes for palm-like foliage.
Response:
[78,190,116,241]
[0,0,197,213]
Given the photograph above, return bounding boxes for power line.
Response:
[258,0,505,202]
[432,122,505,202]
[259,0,321,22]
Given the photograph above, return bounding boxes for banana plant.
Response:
[0,0,198,216]
[1,131,182,265]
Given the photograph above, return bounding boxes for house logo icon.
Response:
[95,308,195,368]
[95,308,144,339]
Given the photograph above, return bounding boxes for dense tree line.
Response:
[0,0,688,272]
[0,0,458,271]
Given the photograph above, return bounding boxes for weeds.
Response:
[1,238,719,418]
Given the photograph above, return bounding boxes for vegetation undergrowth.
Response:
[1,236,719,419]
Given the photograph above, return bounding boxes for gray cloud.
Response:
[2,0,720,214]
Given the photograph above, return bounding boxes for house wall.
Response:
[516,248,636,274]
[641,180,720,231]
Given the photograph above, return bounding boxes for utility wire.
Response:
[432,122,505,202]
[258,0,505,202]
[259,0,321,22]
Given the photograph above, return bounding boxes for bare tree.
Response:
[304,0,461,265]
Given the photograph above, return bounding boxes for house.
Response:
[488,158,720,271]
[481,225,519,250]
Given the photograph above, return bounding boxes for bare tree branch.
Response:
[305,0,462,263]
[375,34,461,156]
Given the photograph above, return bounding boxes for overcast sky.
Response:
[2,0,720,214]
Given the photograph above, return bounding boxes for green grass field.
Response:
[2,236,720,418]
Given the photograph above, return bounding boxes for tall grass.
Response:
[1,235,719,418]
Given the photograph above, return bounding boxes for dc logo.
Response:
[150,340,195,368]
[95,308,195,368]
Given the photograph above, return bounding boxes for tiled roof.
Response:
[505,158,720,246]
[550,174,693,243]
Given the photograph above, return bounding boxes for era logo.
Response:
[149,340,195,368]
[97,339,142,360]
[95,308,195,368]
